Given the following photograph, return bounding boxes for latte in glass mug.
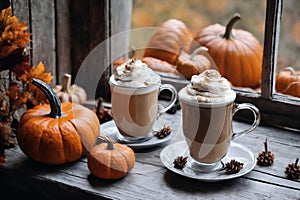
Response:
[178,69,260,165]
[109,58,177,143]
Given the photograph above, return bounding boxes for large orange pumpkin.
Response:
[275,66,300,97]
[17,78,100,165]
[143,19,193,65]
[190,13,263,88]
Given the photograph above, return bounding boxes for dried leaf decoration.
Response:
[0,6,31,52]
[20,61,53,102]
[0,6,53,164]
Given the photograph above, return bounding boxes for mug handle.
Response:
[232,103,261,139]
[157,84,178,117]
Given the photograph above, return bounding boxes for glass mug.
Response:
[179,89,260,171]
[109,76,177,143]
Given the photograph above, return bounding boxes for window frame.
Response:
[234,0,300,131]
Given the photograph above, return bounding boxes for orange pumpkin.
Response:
[143,19,193,65]
[141,56,179,74]
[87,135,135,179]
[176,46,211,79]
[190,13,263,88]
[17,78,100,165]
[275,66,300,97]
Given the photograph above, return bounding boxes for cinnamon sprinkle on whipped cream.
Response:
[111,58,161,87]
[179,69,236,104]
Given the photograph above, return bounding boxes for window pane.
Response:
[131,0,266,92]
[275,0,300,99]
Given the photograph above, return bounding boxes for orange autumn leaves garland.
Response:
[0,6,53,165]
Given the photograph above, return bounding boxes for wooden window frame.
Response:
[235,0,300,131]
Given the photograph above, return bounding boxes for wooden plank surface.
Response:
[69,0,110,100]
[1,109,299,199]
[30,0,56,85]
[55,0,71,85]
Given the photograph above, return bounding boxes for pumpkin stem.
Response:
[281,66,297,76]
[62,73,72,93]
[223,13,241,40]
[264,138,269,157]
[295,158,299,167]
[98,135,115,150]
[190,46,208,61]
[31,78,65,118]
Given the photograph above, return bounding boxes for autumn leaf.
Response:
[0,7,31,49]
[6,83,27,112]
[20,61,53,102]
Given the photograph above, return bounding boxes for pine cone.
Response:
[222,159,244,174]
[173,156,188,169]
[285,158,300,180]
[153,125,172,139]
[257,138,275,166]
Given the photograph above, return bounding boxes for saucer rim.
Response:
[160,140,257,182]
[100,120,175,149]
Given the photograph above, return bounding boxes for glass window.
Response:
[129,0,300,131]
[275,0,300,99]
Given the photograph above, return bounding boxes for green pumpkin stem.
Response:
[98,135,115,150]
[223,13,241,40]
[31,78,65,118]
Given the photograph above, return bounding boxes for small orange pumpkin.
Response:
[87,135,135,179]
[275,66,300,97]
[17,78,100,165]
[143,19,193,65]
[190,13,263,88]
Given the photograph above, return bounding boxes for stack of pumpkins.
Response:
[142,13,263,89]
[143,14,300,96]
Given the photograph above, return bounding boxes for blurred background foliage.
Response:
[131,0,300,71]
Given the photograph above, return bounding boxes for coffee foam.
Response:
[110,58,161,88]
[179,69,236,106]
[109,80,160,95]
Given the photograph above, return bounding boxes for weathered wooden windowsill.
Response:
[1,109,299,199]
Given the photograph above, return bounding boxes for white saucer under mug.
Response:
[160,141,256,182]
[99,120,175,149]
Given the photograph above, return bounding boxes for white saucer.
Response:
[99,120,175,149]
[160,141,256,182]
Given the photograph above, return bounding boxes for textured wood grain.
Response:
[55,0,71,85]
[11,0,30,23]
[1,110,300,199]
[69,0,110,100]
[30,0,56,85]
[110,0,132,62]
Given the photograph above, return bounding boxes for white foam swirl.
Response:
[110,58,161,87]
[179,69,236,104]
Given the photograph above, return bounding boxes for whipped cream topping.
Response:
[179,69,236,104]
[110,58,161,88]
